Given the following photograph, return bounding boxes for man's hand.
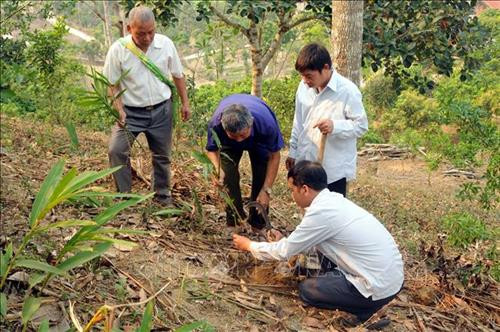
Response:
[256,189,270,208]
[266,229,283,242]
[118,109,126,127]
[181,104,191,121]
[285,157,295,171]
[233,234,251,251]
[313,119,334,134]
[211,169,225,187]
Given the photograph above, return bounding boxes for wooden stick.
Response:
[317,134,327,163]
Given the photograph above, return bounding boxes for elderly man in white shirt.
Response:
[286,43,368,197]
[104,6,190,206]
[233,160,404,322]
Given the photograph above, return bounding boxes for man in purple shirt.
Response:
[206,94,284,231]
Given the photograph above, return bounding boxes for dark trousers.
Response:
[328,177,346,197]
[299,253,399,321]
[220,147,268,229]
[108,100,172,197]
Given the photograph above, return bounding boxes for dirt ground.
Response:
[1,115,498,331]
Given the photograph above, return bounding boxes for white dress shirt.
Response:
[249,189,404,300]
[103,34,183,107]
[289,71,368,183]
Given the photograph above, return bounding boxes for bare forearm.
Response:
[172,76,189,107]
[263,151,280,189]
[206,150,220,170]
[108,85,124,112]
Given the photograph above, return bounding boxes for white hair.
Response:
[128,6,155,26]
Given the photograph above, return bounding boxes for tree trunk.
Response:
[331,0,364,87]
[114,2,127,37]
[251,50,263,98]
[102,0,113,48]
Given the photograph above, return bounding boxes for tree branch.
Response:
[209,4,249,38]
[288,14,319,30]
[83,1,105,23]
[261,10,288,68]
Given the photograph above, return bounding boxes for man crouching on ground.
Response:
[233,160,404,322]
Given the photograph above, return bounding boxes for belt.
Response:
[125,99,168,111]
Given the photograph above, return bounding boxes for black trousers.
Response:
[299,270,398,321]
[298,252,400,321]
[328,177,346,197]
[220,147,268,229]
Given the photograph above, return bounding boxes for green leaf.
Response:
[135,300,154,332]
[15,260,65,275]
[0,292,7,318]
[64,122,79,150]
[40,167,122,217]
[1,243,13,277]
[29,273,46,289]
[60,167,122,198]
[210,128,222,149]
[38,319,49,332]
[80,235,137,249]
[34,219,96,234]
[153,208,186,217]
[62,194,152,255]
[92,193,153,226]
[47,168,77,204]
[22,297,42,325]
[29,159,65,227]
[175,321,214,332]
[57,242,111,272]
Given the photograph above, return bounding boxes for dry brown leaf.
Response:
[139,288,148,302]
[302,316,325,329]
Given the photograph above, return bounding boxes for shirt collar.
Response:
[325,69,338,92]
[153,34,161,49]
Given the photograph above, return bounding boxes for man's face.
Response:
[299,65,331,89]
[226,127,251,142]
[287,177,309,209]
[127,19,155,50]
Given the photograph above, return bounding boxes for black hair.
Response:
[295,43,332,73]
[287,160,327,191]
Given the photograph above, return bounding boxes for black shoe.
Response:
[153,195,174,207]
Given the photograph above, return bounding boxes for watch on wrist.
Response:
[262,187,272,196]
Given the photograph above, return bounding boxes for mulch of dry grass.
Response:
[1,114,498,331]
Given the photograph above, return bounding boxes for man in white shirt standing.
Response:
[286,43,368,197]
[233,160,404,321]
[104,6,190,206]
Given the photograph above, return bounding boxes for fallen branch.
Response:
[443,169,476,179]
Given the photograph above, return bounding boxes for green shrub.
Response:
[442,213,490,249]
[262,74,300,139]
[378,89,439,139]
[362,71,397,118]
[358,128,384,147]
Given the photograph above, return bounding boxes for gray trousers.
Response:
[108,100,172,197]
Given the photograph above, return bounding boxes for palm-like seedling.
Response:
[78,67,127,122]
